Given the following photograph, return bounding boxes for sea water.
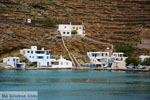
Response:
[0,70,150,100]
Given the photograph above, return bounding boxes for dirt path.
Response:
[61,36,114,67]
[61,36,81,67]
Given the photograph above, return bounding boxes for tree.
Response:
[126,56,140,66]
[141,58,150,66]
[115,43,133,56]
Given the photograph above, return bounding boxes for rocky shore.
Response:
[0,63,149,72]
[0,63,11,69]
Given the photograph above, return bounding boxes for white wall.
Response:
[139,55,150,61]
[87,52,110,67]
[58,24,72,36]
[20,46,73,68]
[20,46,52,67]
[51,59,72,68]
[112,53,127,62]
[111,61,126,69]
[87,52,127,68]
[3,57,20,68]
[58,24,85,36]
[37,60,51,67]
[72,25,84,35]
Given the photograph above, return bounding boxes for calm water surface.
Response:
[0,70,150,100]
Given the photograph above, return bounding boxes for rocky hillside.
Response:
[0,0,150,62]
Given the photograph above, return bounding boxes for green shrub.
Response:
[71,30,77,35]
[115,43,133,56]
[42,16,56,27]
[126,56,140,66]
[141,58,150,66]
[32,3,46,9]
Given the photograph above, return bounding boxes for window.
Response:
[37,56,44,59]
[27,51,30,53]
[47,62,49,66]
[30,56,31,58]
[73,27,75,29]
[66,62,68,65]
[52,61,59,65]
[35,51,45,54]
[92,53,97,57]
[31,51,33,54]
[92,54,94,57]
[63,32,65,34]
[16,59,19,63]
[13,59,15,62]
[98,59,101,62]
[46,51,49,55]
[120,54,123,57]
[76,27,78,30]
[79,27,82,29]
[64,26,66,28]
[47,56,49,59]
[67,32,69,34]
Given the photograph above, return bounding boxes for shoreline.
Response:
[0,67,149,72]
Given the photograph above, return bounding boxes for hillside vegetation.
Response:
[0,0,150,62]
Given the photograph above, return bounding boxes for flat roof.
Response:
[5,57,19,59]
[59,21,82,25]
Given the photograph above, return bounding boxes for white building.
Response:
[139,55,150,69]
[139,55,150,61]
[20,46,51,67]
[58,22,85,37]
[87,52,127,69]
[20,46,73,68]
[111,52,127,69]
[51,56,72,68]
[3,57,25,69]
[87,52,110,67]
[27,19,31,23]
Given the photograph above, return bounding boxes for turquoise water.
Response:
[0,70,150,100]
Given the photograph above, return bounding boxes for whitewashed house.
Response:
[87,52,110,67]
[58,22,85,37]
[20,46,51,67]
[3,57,25,69]
[87,52,127,69]
[20,46,73,68]
[111,52,127,69]
[139,55,150,61]
[51,56,72,68]
[138,55,150,69]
